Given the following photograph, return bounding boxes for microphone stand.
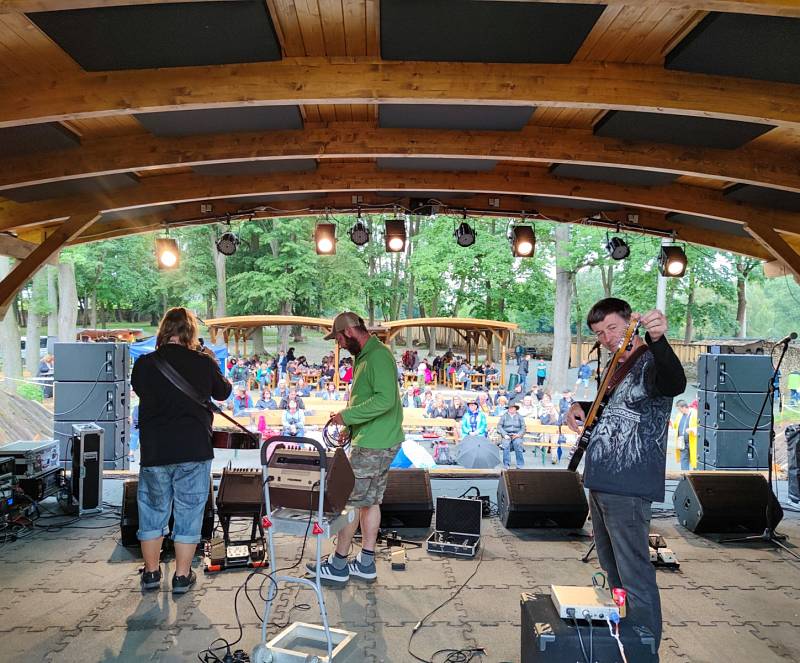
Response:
[722,338,798,559]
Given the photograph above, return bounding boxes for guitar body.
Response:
[567,400,607,471]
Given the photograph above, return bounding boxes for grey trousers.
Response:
[589,491,662,648]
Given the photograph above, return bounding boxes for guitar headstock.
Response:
[611,318,642,362]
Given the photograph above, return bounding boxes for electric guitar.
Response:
[567,318,641,472]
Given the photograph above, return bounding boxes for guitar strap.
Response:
[604,344,650,395]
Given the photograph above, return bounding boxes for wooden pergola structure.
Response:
[381,317,518,385]
[1,1,800,316]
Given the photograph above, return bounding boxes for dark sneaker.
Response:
[305,554,350,585]
[347,553,377,582]
[172,570,197,594]
[140,567,162,591]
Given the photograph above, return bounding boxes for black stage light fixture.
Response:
[348,219,370,247]
[155,237,180,270]
[454,219,476,247]
[314,223,336,255]
[510,225,536,257]
[215,231,240,257]
[605,236,630,260]
[658,244,688,277]
[385,218,407,253]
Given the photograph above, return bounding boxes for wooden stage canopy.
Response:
[203,314,333,350]
[381,317,518,384]
[1,0,800,317]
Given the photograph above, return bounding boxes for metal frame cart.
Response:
[251,437,358,663]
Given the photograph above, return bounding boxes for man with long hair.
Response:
[566,297,685,650]
[131,307,231,593]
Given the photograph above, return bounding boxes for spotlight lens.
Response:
[388,237,405,251]
[667,260,684,276]
[517,240,533,256]
[317,238,334,253]
[160,250,177,267]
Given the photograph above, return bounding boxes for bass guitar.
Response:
[567,318,641,472]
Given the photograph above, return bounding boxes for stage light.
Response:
[658,245,687,277]
[314,223,336,255]
[605,236,630,260]
[215,231,240,256]
[454,221,476,247]
[155,238,180,270]
[510,225,535,257]
[348,220,370,247]
[384,219,407,252]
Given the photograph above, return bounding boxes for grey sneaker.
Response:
[306,554,350,584]
[347,553,377,582]
[140,567,161,591]
[172,570,197,594]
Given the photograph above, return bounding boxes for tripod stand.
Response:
[722,337,799,560]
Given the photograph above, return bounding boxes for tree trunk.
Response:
[419,303,431,348]
[89,290,98,328]
[367,235,376,325]
[47,264,58,337]
[550,224,573,393]
[600,264,614,298]
[277,301,291,352]
[211,228,227,317]
[573,277,583,365]
[684,273,695,343]
[404,220,416,348]
[736,275,747,338]
[57,262,79,343]
[447,273,467,349]
[251,326,266,355]
[25,303,39,376]
[1,257,22,385]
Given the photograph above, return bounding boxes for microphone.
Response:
[590,341,601,354]
[777,332,797,345]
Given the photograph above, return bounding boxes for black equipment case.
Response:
[521,592,658,662]
[426,496,481,558]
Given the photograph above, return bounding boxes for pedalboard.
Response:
[204,537,267,573]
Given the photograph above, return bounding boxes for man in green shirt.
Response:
[308,312,404,584]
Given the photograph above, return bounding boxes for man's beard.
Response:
[344,337,361,356]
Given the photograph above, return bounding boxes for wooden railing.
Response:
[570,340,703,366]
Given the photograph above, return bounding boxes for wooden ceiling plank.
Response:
[4,125,798,194]
[302,105,322,123]
[580,5,649,63]
[364,0,379,55]
[573,5,624,62]
[317,0,347,55]
[0,13,80,75]
[267,0,306,56]
[294,0,326,56]
[2,162,799,239]
[342,0,366,57]
[3,60,800,129]
[745,222,800,280]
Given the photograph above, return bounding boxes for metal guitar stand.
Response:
[251,437,358,663]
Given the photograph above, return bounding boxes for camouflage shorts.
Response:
[348,444,401,507]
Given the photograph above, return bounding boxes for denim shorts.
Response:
[137,460,212,544]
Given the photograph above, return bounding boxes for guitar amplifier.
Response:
[268,447,355,513]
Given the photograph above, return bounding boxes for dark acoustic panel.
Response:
[136,106,303,137]
[193,159,317,176]
[379,104,534,131]
[666,212,750,238]
[594,111,773,150]
[381,0,604,63]
[0,123,80,157]
[29,1,282,71]
[550,163,677,187]
[3,173,139,203]
[665,12,800,85]
[377,157,497,172]
[723,184,800,213]
[522,195,621,212]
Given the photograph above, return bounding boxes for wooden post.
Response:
[500,332,507,388]
[210,327,218,345]
[334,342,340,389]
[234,330,240,356]
[0,213,100,319]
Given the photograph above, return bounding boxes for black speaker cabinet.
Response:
[698,426,769,470]
[787,425,800,503]
[673,472,783,534]
[697,353,773,393]
[120,479,215,547]
[497,469,588,529]
[380,468,433,528]
[698,389,771,431]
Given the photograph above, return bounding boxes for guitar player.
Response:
[565,297,686,651]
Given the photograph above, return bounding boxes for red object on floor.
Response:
[312,522,324,535]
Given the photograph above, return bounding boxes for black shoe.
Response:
[172,570,197,594]
[140,567,162,591]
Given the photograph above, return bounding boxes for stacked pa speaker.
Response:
[696,354,772,470]
[54,342,130,470]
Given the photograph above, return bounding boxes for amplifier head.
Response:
[268,447,354,513]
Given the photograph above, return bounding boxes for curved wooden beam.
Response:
[2,164,798,236]
[2,126,799,194]
[3,0,800,17]
[2,59,800,129]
